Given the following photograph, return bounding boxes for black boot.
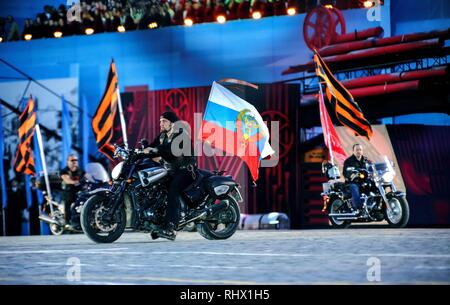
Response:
[157,222,177,241]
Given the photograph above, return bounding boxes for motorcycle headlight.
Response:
[214,185,229,196]
[111,162,124,180]
[382,171,394,183]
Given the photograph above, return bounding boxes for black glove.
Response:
[146,147,158,154]
[350,170,359,181]
[139,138,149,149]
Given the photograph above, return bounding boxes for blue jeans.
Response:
[348,183,361,209]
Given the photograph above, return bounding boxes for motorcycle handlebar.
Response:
[114,144,148,160]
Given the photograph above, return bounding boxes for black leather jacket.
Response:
[149,128,195,170]
[343,155,369,182]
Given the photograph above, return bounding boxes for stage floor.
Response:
[0,228,449,284]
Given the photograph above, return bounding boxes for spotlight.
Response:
[287,0,297,15]
[117,25,126,32]
[287,8,296,16]
[214,4,227,24]
[216,15,226,24]
[363,1,374,8]
[324,4,333,9]
[148,22,158,29]
[0,37,3,43]
[85,28,94,35]
[252,11,262,19]
[184,18,193,27]
[24,34,32,40]
[53,31,63,38]
[251,0,263,19]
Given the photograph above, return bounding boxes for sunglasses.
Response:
[69,159,78,162]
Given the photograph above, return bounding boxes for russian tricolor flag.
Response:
[200,82,274,181]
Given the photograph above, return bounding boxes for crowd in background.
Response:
[0,178,42,236]
[0,0,375,42]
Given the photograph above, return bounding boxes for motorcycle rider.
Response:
[60,154,85,229]
[143,111,195,241]
[343,144,370,214]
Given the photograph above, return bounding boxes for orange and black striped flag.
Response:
[92,61,119,160]
[14,98,36,176]
[313,50,373,140]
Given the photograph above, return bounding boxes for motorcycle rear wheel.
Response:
[329,198,351,228]
[196,195,240,240]
[81,194,126,243]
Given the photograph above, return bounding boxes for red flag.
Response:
[318,90,347,165]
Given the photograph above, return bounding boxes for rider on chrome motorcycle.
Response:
[343,144,371,215]
[321,147,410,228]
[38,162,110,235]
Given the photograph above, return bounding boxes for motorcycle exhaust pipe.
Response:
[334,216,358,220]
[328,212,359,217]
[178,212,207,227]
[38,214,62,226]
[178,201,230,227]
[204,201,230,217]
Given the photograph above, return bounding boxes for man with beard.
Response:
[143,111,195,241]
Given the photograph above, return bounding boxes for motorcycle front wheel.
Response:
[384,195,410,228]
[329,198,351,229]
[49,223,64,235]
[80,194,126,243]
[196,195,240,240]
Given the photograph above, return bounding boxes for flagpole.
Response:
[116,87,128,149]
[314,50,335,165]
[35,125,53,214]
[318,81,334,165]
[2,205,5,236]
[0,101,7,236]
[112,59,128,149]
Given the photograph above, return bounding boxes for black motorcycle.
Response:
[321,158,410,228]
[38,163,110,235]
[80,144,244,243]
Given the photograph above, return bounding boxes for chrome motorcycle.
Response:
[321,157,410,228]
[80,144,243,243]
[38,163,110,235]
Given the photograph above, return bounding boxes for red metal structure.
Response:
[283,37,445,74]
[342,66,448,89]
[301,67,448,101]
[303,6,346,50]
[331,26,384,44]
[349,80,420,98]
[285,7,449,124]
[319,28,450,57]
